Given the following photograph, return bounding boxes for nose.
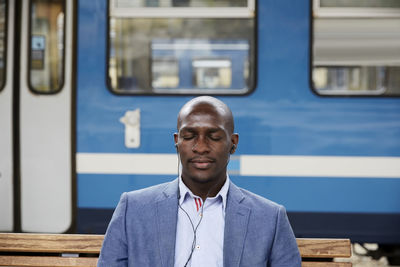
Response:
[192,136,210,154]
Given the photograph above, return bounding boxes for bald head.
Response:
[177,96,235,134]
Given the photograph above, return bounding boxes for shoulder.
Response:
[229,182,285,219]
[122,179,178,207]
[242,188,280,208]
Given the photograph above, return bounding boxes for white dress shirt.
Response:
[174,175,230,267]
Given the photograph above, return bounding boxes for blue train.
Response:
[1,0,399,262]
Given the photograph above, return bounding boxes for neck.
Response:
[181,176,226,201]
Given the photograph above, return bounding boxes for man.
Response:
[98,96,301,267]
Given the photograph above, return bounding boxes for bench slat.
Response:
[0,233,352,266]
[297,238,352,258]
[302,262,352,267]
[0,233,103,254]
[0,256,98,267]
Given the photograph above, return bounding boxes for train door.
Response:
[19,0,74,233]
[0,0,14,231]
[0,0,74,233]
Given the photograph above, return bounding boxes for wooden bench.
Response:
[297,238,352,267]
[0,233,352,266]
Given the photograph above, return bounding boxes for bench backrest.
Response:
[0,233,351,266]
[297,238,352,267]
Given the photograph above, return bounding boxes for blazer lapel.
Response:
[223,182,250,267]
[156,179,179,267]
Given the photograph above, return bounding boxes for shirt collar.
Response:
[178,175,230,211]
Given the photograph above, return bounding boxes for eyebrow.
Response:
[180,127,224,133]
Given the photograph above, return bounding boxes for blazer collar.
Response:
[223,181,251,267]
[156,179,179,267]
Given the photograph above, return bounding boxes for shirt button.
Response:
[196,245,200,250]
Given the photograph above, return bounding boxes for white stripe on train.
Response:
[76,153,400,178]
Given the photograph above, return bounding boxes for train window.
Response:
[29,0,65,94]
[108,0,255,95]
[0,0,6,91]
[312,0,400,96]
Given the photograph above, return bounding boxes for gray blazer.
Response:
[98,179,301,267]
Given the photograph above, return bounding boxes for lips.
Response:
[189,157,215,169]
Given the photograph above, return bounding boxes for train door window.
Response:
[29,0,65,93]
[312,0,400,96]
[108,0,255,95]
[0,0,6,91]
[193,59,232,89]
[152,57,179,89]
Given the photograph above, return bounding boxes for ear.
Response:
[174,133,179,146]
[230,133,239,154]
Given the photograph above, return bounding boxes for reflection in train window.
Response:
[0,0,6,91]
[312,1,400,96]
[29,0,65,93]
[108,0,255,95]
[319,0,400,8]
[114,0,249,8]
[152,58,179,89]
[193,59,232,89]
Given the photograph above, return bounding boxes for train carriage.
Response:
[0,0,399,262]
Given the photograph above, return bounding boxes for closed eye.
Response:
[182,135,195,140]
[180,131,195,140]
[209,135,222,141]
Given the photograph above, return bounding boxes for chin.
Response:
[182,167,225,185]
[191,174,215,184]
